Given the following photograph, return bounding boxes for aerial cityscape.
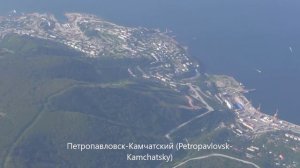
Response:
[0,4,299,168]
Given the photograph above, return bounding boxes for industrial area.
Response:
[210,75,300,137]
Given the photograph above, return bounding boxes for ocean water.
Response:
[0,0,299,124]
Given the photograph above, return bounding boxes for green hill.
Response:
[0,35,199,168]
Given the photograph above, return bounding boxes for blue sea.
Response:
[1,0,299,124]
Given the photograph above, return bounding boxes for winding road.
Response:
[173,153,261,168]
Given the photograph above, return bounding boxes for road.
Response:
[173,153,261,168]
[186,83,214,111]
[165,109,214,141]
[165,82,215,141]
